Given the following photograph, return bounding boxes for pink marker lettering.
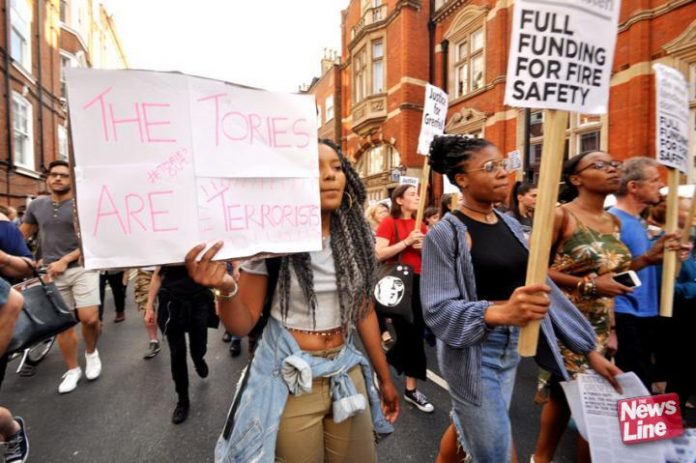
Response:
[147,191,178,232]
[292,118,311,148]
[142,103,176,143]
[93,185,127,236]
[225,205,246,231]
[124,193,147,234]
[221,112,250,142]
[270,117,291,148]
[81,87,113,142]
[197,93,226,146]
[109,103,144,143]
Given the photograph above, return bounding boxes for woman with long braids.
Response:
[375,184,433,413]
[421,135,623,462]
[531,151,632,463]
[185,140,399,463]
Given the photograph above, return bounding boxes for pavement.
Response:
[0,285,585,462]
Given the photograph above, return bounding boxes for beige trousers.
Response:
[275,348,377,463]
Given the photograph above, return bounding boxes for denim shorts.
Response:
[450,326,520,463]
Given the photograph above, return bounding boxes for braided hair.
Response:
[557,151,595,203]
[429,135,494,187]
[276,139,377,328]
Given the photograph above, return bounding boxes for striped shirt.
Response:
[420,212,596,405]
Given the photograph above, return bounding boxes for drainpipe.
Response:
[523,108,532,183]
[4,0,14,203]
[441,40,449,91]
[36,0,45,171]
[427,0,435,85]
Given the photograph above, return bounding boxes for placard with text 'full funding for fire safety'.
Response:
[504,0,621,114]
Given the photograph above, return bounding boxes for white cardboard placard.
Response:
[653,64,690,173]
[417,84,448,155]
[504,0,621,114]
[66,69,321,269]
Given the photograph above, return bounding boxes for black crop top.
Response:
[453,211,528,301]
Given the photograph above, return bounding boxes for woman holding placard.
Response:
[421,135,622,463]
[184,140,399,463]
[532,151,633,463]
[375,185,434,413]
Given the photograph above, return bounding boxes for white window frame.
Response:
[58,125,68,161]
[10,0,32,72]
[353,47,368,103]
[325,96,334,122]
[12,92,35,171]
[452,27,485,98]
[372,39,385,95]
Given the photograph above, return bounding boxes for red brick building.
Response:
[305,50,343,144]
[0,0,127,208]
[338,0,696,202]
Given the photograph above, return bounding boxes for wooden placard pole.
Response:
[659,168,680,317]
[414,159,431,229]
[518,109,569,357]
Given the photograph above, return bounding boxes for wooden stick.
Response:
[414,159,431,229]
[518,109,569,357]
[660,168,680,317]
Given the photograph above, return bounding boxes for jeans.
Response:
[615,313,656,390]
[99,271,126,320]
[157,291,210,401]
[450,327,520,463]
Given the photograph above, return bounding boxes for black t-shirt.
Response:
[159,265,208,297]
[454,211,528,301]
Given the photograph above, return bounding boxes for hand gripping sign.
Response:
[504,0,622,356]
[66,69,321,269]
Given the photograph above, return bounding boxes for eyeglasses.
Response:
[575,160,623,174]
[48,173,70,179]
[465,158,510,174]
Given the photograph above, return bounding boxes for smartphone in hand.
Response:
[613,270,641,288]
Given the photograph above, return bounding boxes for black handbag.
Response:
[373,222,415,325]
[7,260,78,355]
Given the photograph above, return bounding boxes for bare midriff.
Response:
[288,327,345,351]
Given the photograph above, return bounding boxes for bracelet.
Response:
[213,279,238,301]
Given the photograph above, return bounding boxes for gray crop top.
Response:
[241,241,342,331]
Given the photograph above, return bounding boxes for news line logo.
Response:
[617,393,684,445]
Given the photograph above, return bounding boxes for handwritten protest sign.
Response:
[507,150,522,172]
[399,176,419,187]
[66,69,321,269]
[504,0,621,114]
[653,64,690,173]
[417,84,448,155]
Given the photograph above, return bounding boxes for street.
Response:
[0,285,578,462]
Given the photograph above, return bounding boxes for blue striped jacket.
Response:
[420,211,596,405]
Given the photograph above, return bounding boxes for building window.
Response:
[10,0,32,72]
[325,96,334,121]
[453,27,484,98]
[58,125,68,161]
[59,0,68,22]
[12,92,34,170]
[367,146,386,175]
[354,48,368,103]
[372,40,384,94]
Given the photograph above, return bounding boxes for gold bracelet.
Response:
[213,280,238,301]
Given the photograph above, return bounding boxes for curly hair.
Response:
[276,139,377,328]
[428,135,494,187]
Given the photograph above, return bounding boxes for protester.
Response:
[375,184,433,413]
[438,193,454,219]
[134,267,160,359]
[421,135,623,463]
[185,140,398,462]
[508,181,537,238]
[99,269,127,323]
[0,271,28,463]
[144,265,217,424]
[20,160,102,394]
[532,151,633,463]
[424,206,440,230]
[365,202,390,233]
[607,157,685,390]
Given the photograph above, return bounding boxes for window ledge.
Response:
[14,165,42,180]
[448,84,491,106]
[11,62,35,84]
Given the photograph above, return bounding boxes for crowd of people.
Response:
[0,135,694,462]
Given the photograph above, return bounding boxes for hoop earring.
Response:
[344,192,354,210]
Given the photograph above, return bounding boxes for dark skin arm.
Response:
[356,306,399,423]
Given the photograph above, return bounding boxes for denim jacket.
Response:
[421,211,597,405]
[215,317,394,463]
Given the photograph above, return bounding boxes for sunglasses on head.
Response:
[575,160,623,174]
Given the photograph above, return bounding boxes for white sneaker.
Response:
[58,367,82,394]
[85,350,102,380]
